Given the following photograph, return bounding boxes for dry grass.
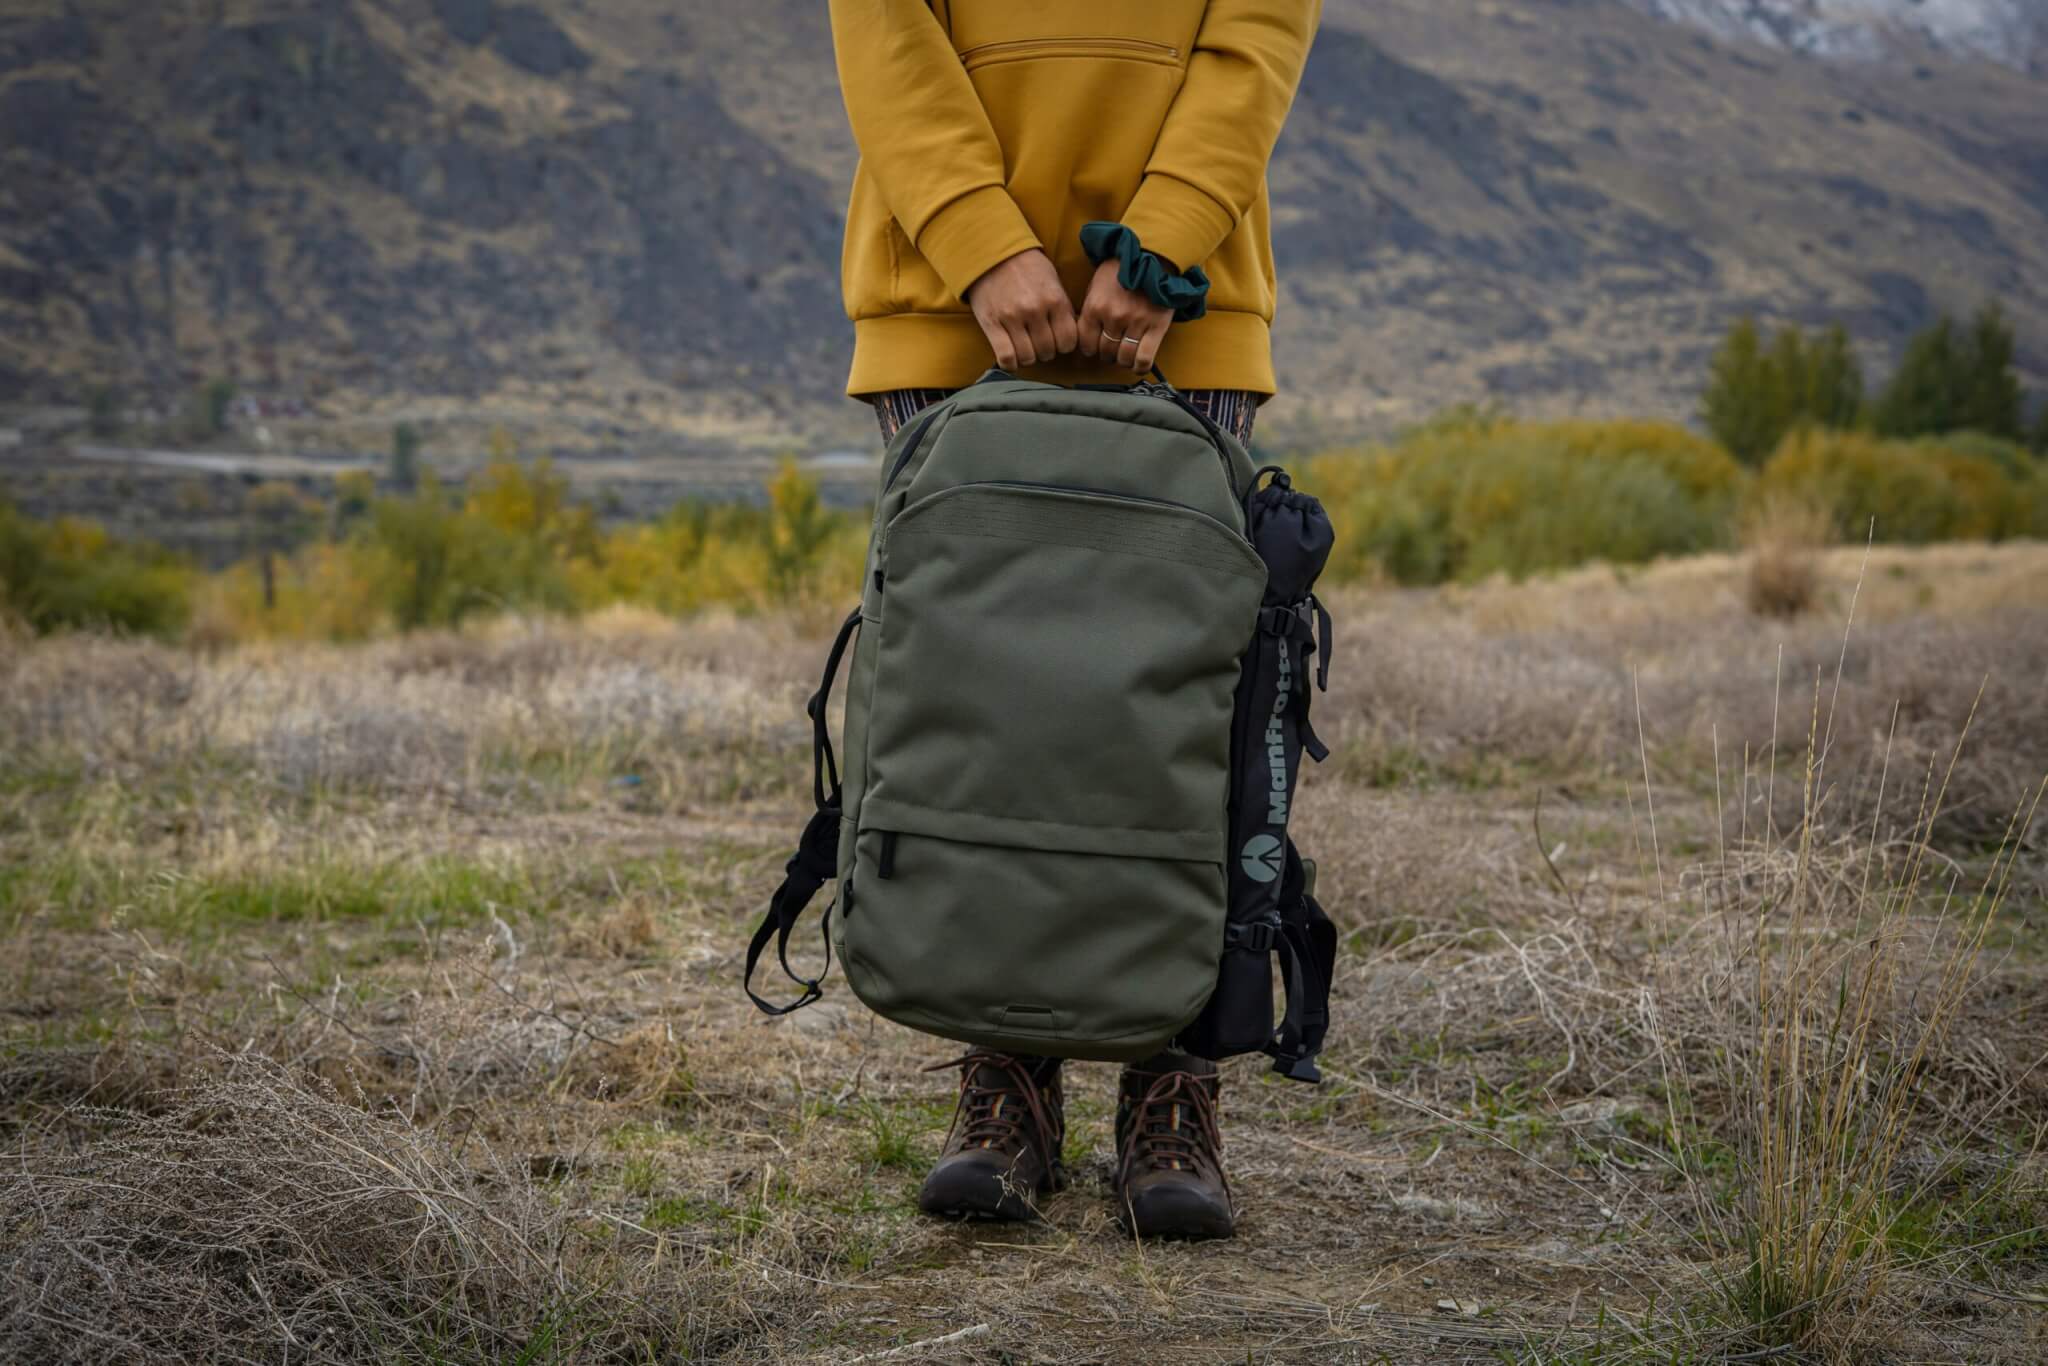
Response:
[1741,491,1832,619]
[2,542,2044,1363]
[1676,652,2046,1357]
[1,1053,754,1363]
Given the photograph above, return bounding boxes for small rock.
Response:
[1393,1191,1492,1222]
[1436,1298,1480,1316]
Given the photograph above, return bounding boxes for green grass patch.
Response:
[1,845,536,938]
[860,1100,931,1173]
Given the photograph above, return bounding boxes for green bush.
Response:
[365,464,588,630]
[1756,429,2039,544]
[0,504,191,636]
[1306,415,1743,585]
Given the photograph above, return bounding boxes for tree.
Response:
[1871,316,1959,438]
[203,378,237,435]
[1702,317,1779,466]
[390,422,421,491]
[243,480,319,611]
[370,475,459,630]
[1803,324,1864,430]
[766,458,835,596]
[86,384,121,438]
[1701,317,1863,466]
[1958,303,2023,439]
[1872,303,2024,440]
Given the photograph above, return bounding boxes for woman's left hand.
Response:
[1076,259,1172,374]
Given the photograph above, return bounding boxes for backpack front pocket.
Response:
[865,482,1264,846]
[844,482,1266,1057]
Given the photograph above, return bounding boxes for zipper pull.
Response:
[876,831,898,880]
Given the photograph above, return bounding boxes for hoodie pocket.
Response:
[957,36,1179,71]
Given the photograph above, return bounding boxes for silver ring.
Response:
[1100,329,1119,342]
[1120,335,1141,346]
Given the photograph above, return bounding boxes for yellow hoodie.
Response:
[829,0,1322,397]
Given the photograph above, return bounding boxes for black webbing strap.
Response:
[744,607,861,1016]
[1259,602,1330,764]
[1264,841,1337,1083]
[1309,591,1332,694]
[806,607,862,810]
[743,808,839,1015]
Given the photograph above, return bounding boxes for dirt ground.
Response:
[3,543,2045,1363]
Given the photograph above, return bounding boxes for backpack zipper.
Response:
[1131,380,1243,503]
[881,404,946,497]
[887,392,1239,506]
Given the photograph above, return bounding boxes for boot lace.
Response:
[925,1050,1063,1163]
[1118,1069,1227,1193]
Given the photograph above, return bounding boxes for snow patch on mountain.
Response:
[1631,0,2045,68]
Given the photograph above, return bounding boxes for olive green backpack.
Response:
[745,372,1335,1078]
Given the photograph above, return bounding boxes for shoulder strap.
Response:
[743,607,862,1015]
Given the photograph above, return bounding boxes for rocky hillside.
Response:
[1,0,2044,449]
[1629,1,2046,69]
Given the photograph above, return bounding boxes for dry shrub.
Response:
[258,936,683,1117]
[558,896,665,959]
[0,1055,739,1364]
[1741,491,1830,618]
[561,1020,692,1111]
[0,1039,187,1126]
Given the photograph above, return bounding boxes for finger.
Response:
[1115,331,1141,371]
[1025,311,1057,367]
[1134,318,1170,374]
[1007,320,1038,368]
[1076,305,1104,358]
[1050,303,1079,357]
[982,316,1018,371]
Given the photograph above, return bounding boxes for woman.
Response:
[829,0,1321,1240]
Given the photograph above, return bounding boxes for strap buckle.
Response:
[1226,918,1281,954]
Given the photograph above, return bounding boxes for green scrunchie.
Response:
[1079,221,1209,323]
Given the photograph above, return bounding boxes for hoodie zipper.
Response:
[958,36,1179,69]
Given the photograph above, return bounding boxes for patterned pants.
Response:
[869,387,1261,445]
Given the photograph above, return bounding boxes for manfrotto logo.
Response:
[1240,833,1283,884]
[1265,639,1292,825]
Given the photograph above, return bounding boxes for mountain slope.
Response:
[1626,0,2047,69]
[1,0,2044,448]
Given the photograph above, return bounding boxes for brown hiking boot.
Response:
[1115,1051,1233,1240]
[917,1051,1067,1221]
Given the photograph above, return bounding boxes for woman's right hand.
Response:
[965,249,1078,371]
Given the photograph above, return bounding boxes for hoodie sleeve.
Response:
[1119,0,1322,274]
[828,0,1043,300]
